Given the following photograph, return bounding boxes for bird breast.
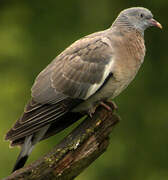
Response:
[73,30,146,112]
[109,29,146,98]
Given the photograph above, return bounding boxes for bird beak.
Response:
[149,18,162,29]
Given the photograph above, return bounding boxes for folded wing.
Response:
[5,34,114,145]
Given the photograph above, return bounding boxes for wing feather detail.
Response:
[5,98,81,142]
[51,36,114,100]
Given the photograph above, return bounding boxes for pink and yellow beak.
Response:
[150,18,162,29]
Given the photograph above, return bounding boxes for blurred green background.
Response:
[0,0,167,179]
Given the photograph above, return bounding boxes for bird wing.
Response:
[5,98,81,144]
[32,35,114,102]
[5,33,114,144]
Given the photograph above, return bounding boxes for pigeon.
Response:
[5,7,162,172]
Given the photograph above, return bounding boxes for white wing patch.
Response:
[84,57,115,99]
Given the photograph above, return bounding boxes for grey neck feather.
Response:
[111,15,144,36]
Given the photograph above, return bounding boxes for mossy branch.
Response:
[4,105,120,180]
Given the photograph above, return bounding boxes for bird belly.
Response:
[72,68,138,113]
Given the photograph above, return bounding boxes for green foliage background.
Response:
[0,0,167,179]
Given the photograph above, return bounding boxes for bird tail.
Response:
[12,135,34,172]
[12,125,49,172]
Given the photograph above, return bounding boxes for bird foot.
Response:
[88,105,98,118]
[100,100,118,111]
[88,101,117,117]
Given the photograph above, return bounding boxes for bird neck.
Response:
[111,16,144,36]
[109,23,146,63]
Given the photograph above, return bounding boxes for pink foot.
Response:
[100,101,118,111]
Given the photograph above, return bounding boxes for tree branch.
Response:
[4,105,120,180]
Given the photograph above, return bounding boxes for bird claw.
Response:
[88,101,117,117]
[100,101,118,111]
[88,105,98,118]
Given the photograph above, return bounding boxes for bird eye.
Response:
[140,13,144,18]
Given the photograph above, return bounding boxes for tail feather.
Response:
[12,135,33,172]
[12,125,49,172]
[12,155,28,172]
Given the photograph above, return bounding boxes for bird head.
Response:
[114,7,162,33]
